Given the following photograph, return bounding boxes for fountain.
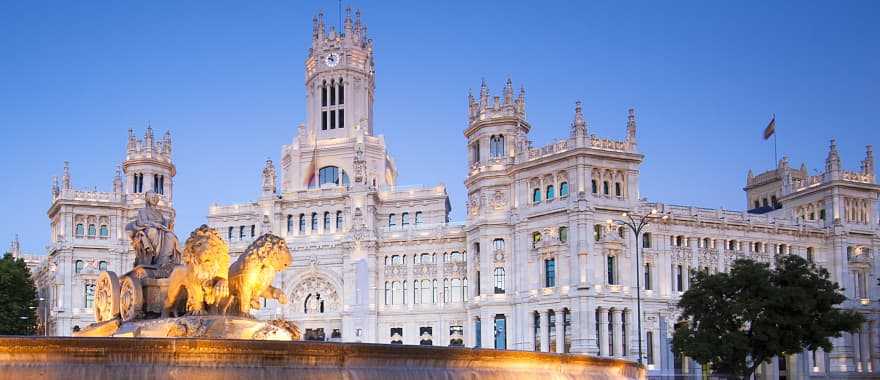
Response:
[0,193,644,379]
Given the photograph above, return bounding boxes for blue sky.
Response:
[1,1,878,254]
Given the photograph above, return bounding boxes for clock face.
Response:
[325,53,339,67]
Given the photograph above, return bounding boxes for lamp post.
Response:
[611,209,666,366]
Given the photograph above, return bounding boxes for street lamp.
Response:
[612,209,667,366]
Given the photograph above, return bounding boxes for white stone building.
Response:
[39,8,878,379]
[38,128,176,335]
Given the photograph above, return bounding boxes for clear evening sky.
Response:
[1,1,878,254]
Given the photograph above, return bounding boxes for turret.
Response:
[113,165,124,194]
[570,101,586,139]
[626,108,637,149]
[825,139,841,181]
[62,161,71,190]
[468,79,527,124]
[262,159,277,196]
[863,145,875,180]
[123,127,176,203]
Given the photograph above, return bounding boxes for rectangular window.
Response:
[475,270,481,296]
[642,232,652,248]
[250,225,255,237]
[644,263,652,290]
[322,111,328,130]
[321,86,327,107]
[647,331,655,365]
[474,318,482,348]
[676,264,683,291]
[338,84,344,105]
[390,328,403,344]
[330,110,336,129]
[545,258,556,288]
[607,256,616,285]
[494,314,507,350]
[84,283,95,308]
[339,108,344,128]
[330,85,336,106]
[449,325,464,347]
[419,326,433,345]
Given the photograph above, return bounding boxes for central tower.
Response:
[306,8,375,140]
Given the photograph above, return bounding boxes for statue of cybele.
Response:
[125,190,181,274]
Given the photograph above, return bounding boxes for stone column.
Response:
[854,331,863,372]
[612,308,623,357]
[870,320,879,373]
[598,308,609,357]
[555,308,565,353]
[539,309,549,352]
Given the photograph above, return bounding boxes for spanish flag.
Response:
[763,115,776,140]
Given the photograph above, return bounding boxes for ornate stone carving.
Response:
[290,275,341,314]
[224,234,292,316]
[125,191,182,276]
[162,225,230,317]
[262,159,277,194]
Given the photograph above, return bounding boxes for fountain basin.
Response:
[0,337,644,380]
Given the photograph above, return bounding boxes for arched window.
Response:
[98,261,108,271]
[75,260,84,273]
[532,232,542,248]
[310,213,318,231]
[228,226,234,240]
[559,182,569,197]
[422,279,432,304]
[494,267,505,294]
[391,255,402,265]
[807,247,815,263]
[75,223,84,237]
[443,279,450,303]
[239,226,246,239]
[532,188,541,204]
[323,211,331,231]
[87,224,96,236]
[99,225,109,237]
[546,185,555,200]
[544,258,556,287]
[414,280,421,304]
[287,215,293,232]
[603,181,610,195]
[314,166,350,188]
[493,238,505,250]
[336,211,344,230]
[414,211,423,225]
[558,226,568,243]
[388,214,396,227]
[401,212,410,226]
[384,282,391,305]
[591,180,598,194]
[615,182,622,197]
[299,214,306,233]
[392,281,402,305]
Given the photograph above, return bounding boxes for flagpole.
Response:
[773,113,779,165]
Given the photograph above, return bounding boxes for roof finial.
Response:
[503,77,513,105]
[62,161,71,190]
[570,101,586,138]
[626,107,637,143]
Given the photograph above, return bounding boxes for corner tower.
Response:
[306,8,375,140]
[123,127,176,207]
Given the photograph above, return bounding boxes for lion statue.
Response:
[162,225,230,317]
[222,234,292,316]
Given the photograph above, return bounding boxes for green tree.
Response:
[672,255,864,379]
[0,253,38,335]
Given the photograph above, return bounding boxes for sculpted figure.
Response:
[223,234,292,316]
[125,191,182,273]
[162,225,230,317]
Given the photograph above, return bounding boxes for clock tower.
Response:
[306,8,375,140]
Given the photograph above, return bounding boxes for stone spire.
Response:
[747,169,754,184]
[344,6,353,36]
[516,85,526,116]
[570,101,586,138]
[162,130,173,156]
[113,165,124,194]
[503,77,513,105]
[144,125,154,152]
[825,139,841,174]
[9,235,21,258]
[626,108,637,145]
[863,145,875,179]
[354,9,363,35]
[262,158,277,195]
[479,79,489,109]
[127,128,137,152]
[62,161,71,190]
[51,176,59,197]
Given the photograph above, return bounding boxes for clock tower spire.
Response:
[306,8,375,140]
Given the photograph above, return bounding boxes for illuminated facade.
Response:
[37,8,878,380]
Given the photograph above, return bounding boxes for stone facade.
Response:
[35,8,879,380]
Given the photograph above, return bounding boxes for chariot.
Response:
[94,265,172,323]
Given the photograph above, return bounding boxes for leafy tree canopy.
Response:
[672,255,864,379]
[0,253,38,335]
